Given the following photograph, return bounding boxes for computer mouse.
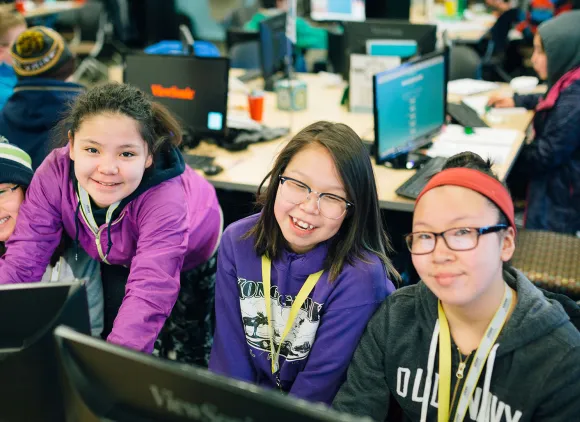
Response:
[202,164,224,176]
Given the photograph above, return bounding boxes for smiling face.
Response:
[411,185,515,308]
[0,183,25,242]
[69,113,153,208]
[273,143,348,254]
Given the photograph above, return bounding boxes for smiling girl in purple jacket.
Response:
[0,83,222,365]
[209,121,398,404]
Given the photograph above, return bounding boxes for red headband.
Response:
[415,168,516,232]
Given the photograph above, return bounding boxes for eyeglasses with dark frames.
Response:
[405,224,509,255]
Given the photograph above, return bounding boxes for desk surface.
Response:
[187,71,533,212]
[410,4,495,43]
[22,1,84,19]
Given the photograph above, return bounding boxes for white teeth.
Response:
[0,216,10,224]
[292,217,314,230]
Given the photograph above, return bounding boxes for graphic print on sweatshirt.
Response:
[396,366,524,422]
[237,277,323,361]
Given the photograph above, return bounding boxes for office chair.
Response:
[225,4,259,28]
[449,45,482,80]
[226,28,260,69]
[479,8,521,82]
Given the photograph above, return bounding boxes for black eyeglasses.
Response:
[0,184,20,204]
[278,175,353,220]
[405,224,508,255]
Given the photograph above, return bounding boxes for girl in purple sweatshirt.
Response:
[0,83,222,365]
[209,121,398,404]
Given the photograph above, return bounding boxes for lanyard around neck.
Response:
[77,182,121,233]
[261,255,324,376]
[438,283,513,422]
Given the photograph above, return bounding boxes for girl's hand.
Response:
[487,94,515,108]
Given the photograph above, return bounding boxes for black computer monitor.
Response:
[342,19,437,79]
[0,281,90,422]
[310,0,366,22]
[373,50,448,167]
[124,54,230,139]
[366,0,411,20]
[259,12,291,92]
[54,326,369,422]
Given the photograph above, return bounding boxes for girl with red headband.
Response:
[333,152,580,421]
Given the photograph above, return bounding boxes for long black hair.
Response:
[246,121,400,282]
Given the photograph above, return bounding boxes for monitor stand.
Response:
[382,153,410,170]
[264,68,292,92]
[382,149,433,170]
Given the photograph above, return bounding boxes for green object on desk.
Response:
[464,126,474,135]
[341,85,349,106]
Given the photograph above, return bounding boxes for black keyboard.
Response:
[184,154,215,169]
[447,102,489,128]
[395,156,448,200]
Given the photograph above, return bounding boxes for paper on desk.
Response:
[349,54,401,113]
[461,95,528,117]
[427,125,520,164]
[436,21,489,34]
[488,107,528,116]
[448,79,499,96]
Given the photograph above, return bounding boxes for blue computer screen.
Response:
[374,54,445,162]
[310,0,365,21]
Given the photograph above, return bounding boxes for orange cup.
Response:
[15,1,25,13]
[248,93,264,122]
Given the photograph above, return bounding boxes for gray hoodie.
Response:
[332,268,580,421]
[538,10,580,88]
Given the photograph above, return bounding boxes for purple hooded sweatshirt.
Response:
[0,146,222,353]
[209,214,395,405]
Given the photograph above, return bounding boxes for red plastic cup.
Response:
[15,0,25,13]
[248,92,264,122]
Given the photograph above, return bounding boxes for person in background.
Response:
[210,121,398,404]
[485,0,517,13]
[0,26,83,170]
[0,6,25,109]
[0,137,104,337]
[245,0,327,50]
[333,152,580,421]
[515,0,574,41]
[488,11,580,234]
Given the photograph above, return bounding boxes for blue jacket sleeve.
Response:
[519,84,580,174]
[208,229,256,382]
[513,93,543,110]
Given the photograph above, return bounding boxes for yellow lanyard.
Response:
[438,284,513,422]
[261,255,324,379]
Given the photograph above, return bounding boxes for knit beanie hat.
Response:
[10,26,73,78]
[0,136,33,187]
